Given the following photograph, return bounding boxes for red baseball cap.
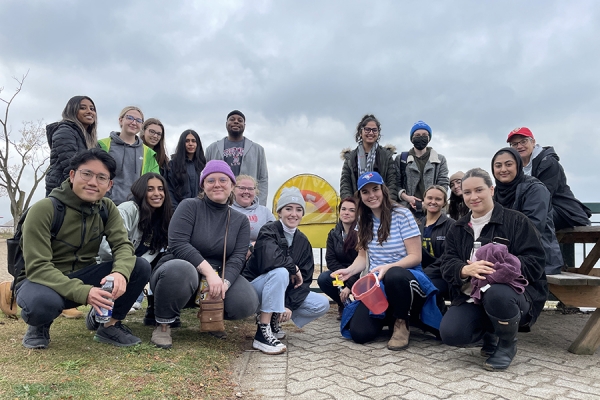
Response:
[507,127,534,142]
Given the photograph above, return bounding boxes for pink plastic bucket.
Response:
[352,273,388,314]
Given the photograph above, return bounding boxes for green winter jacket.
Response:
[21,180,136,305]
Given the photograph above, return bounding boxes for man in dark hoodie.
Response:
[16,149,151,349]
[507,127,591,230]
[98,106,159,205]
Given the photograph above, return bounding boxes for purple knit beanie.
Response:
[200,160,236,187]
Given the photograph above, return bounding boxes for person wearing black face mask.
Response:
[396,121,449,213]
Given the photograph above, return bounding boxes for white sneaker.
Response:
[252,323,286,355]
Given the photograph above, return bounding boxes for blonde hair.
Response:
[235,174,259,196]
[119,106,144,121]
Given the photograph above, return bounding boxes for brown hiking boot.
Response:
[388,318,410,350]
[60,308,84,319]
[0,281,18,318]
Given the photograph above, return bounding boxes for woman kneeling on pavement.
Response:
[439,168,547,371]
[334,172,442,350]
[243,187,330,354]
[149,160,259,348]
[317,197,360,320]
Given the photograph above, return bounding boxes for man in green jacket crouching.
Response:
[16,148,151,349]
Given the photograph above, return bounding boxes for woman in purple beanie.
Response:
[148,160,259,349]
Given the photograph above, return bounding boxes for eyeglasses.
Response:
[235,186,256,192]
[147,129,162,138]
[509,138,530,148]
[205,177,230,185]
[77,169,110,186]
[124,115,143,124]
[363,127,379,134]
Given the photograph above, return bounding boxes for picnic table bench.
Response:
[550,218,600,355]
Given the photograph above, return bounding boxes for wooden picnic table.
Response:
[550,226,600,355]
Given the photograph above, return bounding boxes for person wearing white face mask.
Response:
[396,121,449,213]
[243,187,330,355]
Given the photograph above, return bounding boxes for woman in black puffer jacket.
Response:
[45,96,98,196]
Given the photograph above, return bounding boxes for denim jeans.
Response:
[17,258,151,326]
[150,259,259,324]
[251,267,330,328]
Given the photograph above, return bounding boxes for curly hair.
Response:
[354,114,381,143]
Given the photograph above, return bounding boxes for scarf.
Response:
[492,147,525,208]
[357,141,379,175]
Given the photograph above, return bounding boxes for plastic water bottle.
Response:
[471,241,482,262]
[333,275,352,306]
[95,276,114,324]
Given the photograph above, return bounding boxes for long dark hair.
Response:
[129,173,173,254]
[62,96,97,149]
[448,191,469,220]
[141,118,169,170]
[339,197,358,253]
[171,129,206,201]
[357,184,402,249]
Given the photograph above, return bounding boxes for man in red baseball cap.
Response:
[506,127,591,230]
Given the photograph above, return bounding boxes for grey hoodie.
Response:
[104,131,145,205]
[230,199,276,241]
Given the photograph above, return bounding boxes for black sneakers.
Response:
[253,323,286,355]
[270,313,286,340]
[22,323,51,349]
[94,321,142,347]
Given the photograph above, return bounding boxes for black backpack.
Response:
[6,197,108,307]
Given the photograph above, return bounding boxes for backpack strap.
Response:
[99,199,109,227]
[398,151,409,193]
[48,197,66,239]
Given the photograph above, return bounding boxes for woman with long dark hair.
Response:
[439,168,547,371]
[90,172,173,327]
[448,171,469,221]
[140,118,169,176]
[317,197,360,320]
[46,96,98,196]
[492,148,563,275]
[167,129,207,209]
[340,114,397,201]
[334,172,441,350]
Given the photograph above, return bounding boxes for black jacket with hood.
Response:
[419,213,455,279]
[45,121,88,196]
[243,221,314,311]
[440,203,548,328]
[325,221,360,289]
[340,145,397,201]
[531,146,591,228]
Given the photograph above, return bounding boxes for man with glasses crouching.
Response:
[506,127,591,230]
[15,149,151,349]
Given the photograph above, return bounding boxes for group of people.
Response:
[322,115,590,371]
[0,100,592,371]
[1,95,330,356]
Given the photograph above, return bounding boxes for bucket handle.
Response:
[371,272,381,288]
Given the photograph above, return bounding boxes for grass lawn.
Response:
[0,304,258,399]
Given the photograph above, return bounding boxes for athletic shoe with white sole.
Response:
[252,323,286,355]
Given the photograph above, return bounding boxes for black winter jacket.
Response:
[340,145,397,201]
[419,213,455,279]
[531,146,591,227]
[440,203,548,328]
[243,221,314,311]
[503,177,564,275]
[325,221,360,289]
[45,121,88,195]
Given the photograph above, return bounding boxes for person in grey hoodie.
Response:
[98,106,159,205]
[231,174,275,247]
[205,110,269,205]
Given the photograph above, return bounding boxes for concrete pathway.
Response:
[234,308,600,399]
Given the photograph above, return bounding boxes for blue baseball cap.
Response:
[357,171,384,191]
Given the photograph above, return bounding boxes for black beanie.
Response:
[227,110,245,121]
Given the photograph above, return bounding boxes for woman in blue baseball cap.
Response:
[333,171,442,350]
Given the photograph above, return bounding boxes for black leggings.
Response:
[348,267,427,344]
[439,284,531,346]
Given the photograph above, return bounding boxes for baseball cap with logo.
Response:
[506,127,534,142]
[357,171,384,191]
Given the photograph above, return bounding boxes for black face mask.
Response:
[412,136,429,150]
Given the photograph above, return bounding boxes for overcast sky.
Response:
[1,0,599,223]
